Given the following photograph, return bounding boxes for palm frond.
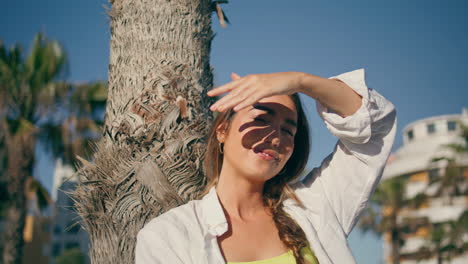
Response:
[27,177,52,210]
[212,1,231,28]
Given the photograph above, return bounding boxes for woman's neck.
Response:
[216,173,267,222]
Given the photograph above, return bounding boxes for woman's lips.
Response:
[253,150,276,161]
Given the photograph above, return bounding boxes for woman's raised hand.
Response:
[206,72,303,112]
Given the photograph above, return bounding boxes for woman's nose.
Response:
[263,128,281,147]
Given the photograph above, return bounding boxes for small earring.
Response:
[219,142,224,154]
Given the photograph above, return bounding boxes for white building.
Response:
[382,109,468,264]
[49,158,90,263]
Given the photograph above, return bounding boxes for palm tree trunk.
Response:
[74,0,215,263]
[2,133,35,264]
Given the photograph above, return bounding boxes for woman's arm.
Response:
[207,70,360,116]
[296,72,363,118]
[290,69,397,237]
[206,69,397,236]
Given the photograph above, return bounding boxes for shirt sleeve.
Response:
[289,68,397,237]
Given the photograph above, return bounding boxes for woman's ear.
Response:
[216,122,228,143]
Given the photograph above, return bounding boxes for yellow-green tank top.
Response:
[226,245,319,264]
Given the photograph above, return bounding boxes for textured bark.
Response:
[2,132,35,264]
[74,0,215,263]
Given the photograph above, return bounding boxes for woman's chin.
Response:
[244,164,277,181]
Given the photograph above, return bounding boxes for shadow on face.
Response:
[218,95,298,181]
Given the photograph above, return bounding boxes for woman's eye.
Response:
[254,117,293,136]
[282,129,294,136]
[254,117,266,123]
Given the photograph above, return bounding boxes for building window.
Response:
[427,123,436,134]
[447,121,457,131]
[52,243,61,257]
[65,242,80,250]
[54,225,61,235]
[407,130,414,141]
[66,222,81,234]
[42,222,51,233]
[428,168,439,181]
[67,196,75,207]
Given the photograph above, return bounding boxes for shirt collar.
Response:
[199,185,229,237]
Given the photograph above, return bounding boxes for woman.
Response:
[135,69,397,264]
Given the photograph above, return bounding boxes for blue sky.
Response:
[2,0,467,263]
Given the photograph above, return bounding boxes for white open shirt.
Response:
[135,69,397,264]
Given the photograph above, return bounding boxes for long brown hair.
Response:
[199,93,312,264]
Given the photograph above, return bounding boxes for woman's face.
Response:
[217,95,298,183]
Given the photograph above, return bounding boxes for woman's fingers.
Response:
[233,94,258,112]
[210,90,242,111]
[208,72,302,112]
[218,91,250,112]
[207,78,242,97]
[231,72,241,80]
[231,87,259,112]
[210,83,251,112]
[207,73,241,97]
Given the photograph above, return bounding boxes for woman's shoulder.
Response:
[135,200,205,263]
[139,199,201,236]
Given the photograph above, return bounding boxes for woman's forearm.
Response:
[295,72,363,118]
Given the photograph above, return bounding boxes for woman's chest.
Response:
[216,216,288,262]
[193,202,354,264]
